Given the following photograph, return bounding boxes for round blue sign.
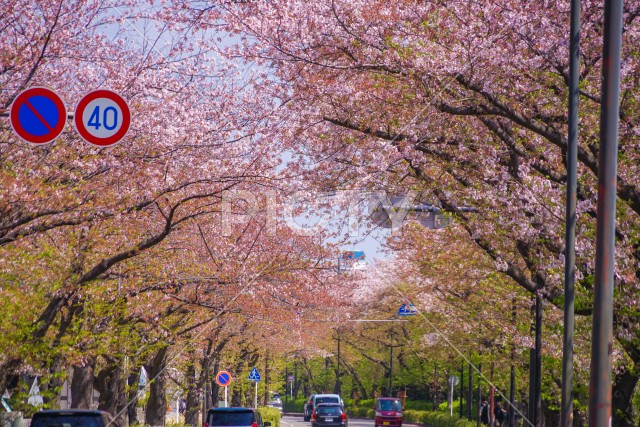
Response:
[216,370,232,387]
[10,87,66,145]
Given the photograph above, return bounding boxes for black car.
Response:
[311,403,347,427]
[31,409,112,427]
[205,407,271,427]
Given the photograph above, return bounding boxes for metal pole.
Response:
[388,345,393,397]
[433,363,438,411]
[285,367,289,412]
[589,1,622,425]
[264,354,269,406]
[336,335,341,395]
[489,362,495,427]
[476,364,481,427]
[527,299,536,426]
[224,386,227,408]
[534,294,543,426]
[561,0,580,426]
[509,299,517,427]
[254,381,258,409]
[468,359,473,421]
[450,379,453,418]
[460,363,464,418]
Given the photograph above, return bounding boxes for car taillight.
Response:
[311,411,316,421]
[342,412,347,421]
[252,423,258,427]
[204,423,209,427]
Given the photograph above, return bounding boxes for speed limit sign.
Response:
[74,89,131,147]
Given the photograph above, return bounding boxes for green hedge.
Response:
[283,397,306,412]
[346,407,375,418]
[258,406,281,427]
[405,409,476,427]
[347,406,476,427]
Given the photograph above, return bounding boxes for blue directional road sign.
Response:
[10,87,66,145]
[248,367,261,382]
[398,303,418,317]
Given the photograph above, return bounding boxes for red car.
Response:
[374,398,403,427]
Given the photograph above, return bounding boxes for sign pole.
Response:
[254,381,258,409]
[225,386,228,408]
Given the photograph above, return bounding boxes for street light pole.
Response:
[388,343,393,397]
[589,1,622,426]
[335,334,342,395]
[561,1,580,426]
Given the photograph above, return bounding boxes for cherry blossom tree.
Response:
[188,0,640,423]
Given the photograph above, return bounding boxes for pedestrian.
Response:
[494,401,506,427]
[480,400,489,425]
[179,398,186,414]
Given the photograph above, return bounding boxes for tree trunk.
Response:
[127,370,140,426]
[185,358,200,426]
[611,364,638,427]
[95,361,127,427]
[71,359,95,409]
[145,347,168,427]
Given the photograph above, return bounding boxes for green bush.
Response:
[345,403,476,427]
[258,406,281,427]
[282,397,306,413]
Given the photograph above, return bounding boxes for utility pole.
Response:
[589,2,622,426]
[264,353,269,406]
[285,366,289,412]
[388,343,393,397]
[335,334,342,395]
[433,363,438,411]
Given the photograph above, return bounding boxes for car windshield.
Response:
[316,406,342,415]
[316,397,339,404]
[31,415,103,427]
[377,400,402,412]
[209,411,255,426]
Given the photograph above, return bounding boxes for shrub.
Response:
[258,406,281,427]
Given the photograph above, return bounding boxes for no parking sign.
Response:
[74,89,131,147]
[10,87,67,145]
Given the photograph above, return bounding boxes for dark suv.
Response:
[205,407,271,427]
[31,409,112,427]
[311,403,347,427]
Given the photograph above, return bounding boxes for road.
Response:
[281,414,374,427]
[280,414,417,427]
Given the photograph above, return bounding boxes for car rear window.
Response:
[208,410,255,426]
[316,406,342,415]
[315,397,339,405]
[377,400,402,412]
[31,414,104,427]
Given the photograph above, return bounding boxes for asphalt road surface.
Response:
[281,414,418,427]
[281,414,370,427]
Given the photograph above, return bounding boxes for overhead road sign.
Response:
[215,370,232,387]
[10,87,66,145]
[398,303,417,317]
[248,367,261,382]
[74,89,130,147]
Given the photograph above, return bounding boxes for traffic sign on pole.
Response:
[74,89,131,147]
[398,303,417,317]
[248,367,261,382]
[10,87,66,145]
[215,371,232,387]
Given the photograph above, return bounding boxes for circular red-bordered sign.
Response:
[74,89,131,147]
[10,87,67,145]
[215,371,232,387]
